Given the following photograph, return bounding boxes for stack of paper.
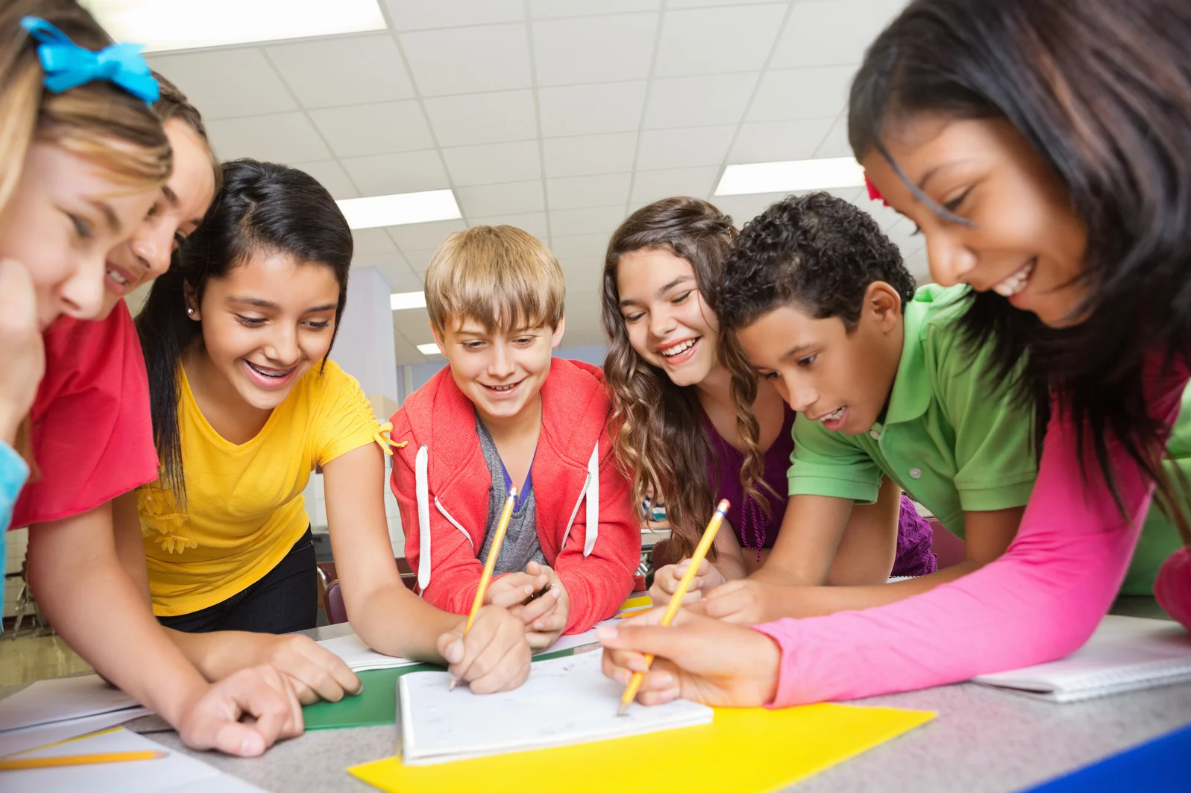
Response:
[973,615,1191,702]
[316,634,421,673]
[398,651,712,765]
[0,675,149,757]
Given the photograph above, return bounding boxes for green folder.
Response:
[303,647,583,730]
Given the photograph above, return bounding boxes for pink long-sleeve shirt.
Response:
[754,359,1191,706]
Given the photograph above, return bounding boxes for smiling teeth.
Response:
[247,362,293,379]
[993,260,1035,297]
[107,268,128,285]
[662,339,696,357]
[488,384,516,392]
[820,407,845,422]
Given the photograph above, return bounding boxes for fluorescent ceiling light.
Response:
[338,190,461,231]
[417,343,442,356]
[715,158,865,196]
[390,291,426,311]
[84,0,387,53]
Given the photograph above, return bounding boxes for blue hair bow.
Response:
[21,16,158,103]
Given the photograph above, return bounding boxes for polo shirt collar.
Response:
[882,287,935,427]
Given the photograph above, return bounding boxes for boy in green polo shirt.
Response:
[695,192,1037,624]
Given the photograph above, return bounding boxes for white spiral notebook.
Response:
[972,615,1191,703]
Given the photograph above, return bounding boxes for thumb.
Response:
[437,627,465,663]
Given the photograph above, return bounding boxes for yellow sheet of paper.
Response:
[618,595,652,611]
[348,703,934,793]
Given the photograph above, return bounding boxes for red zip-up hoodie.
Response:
[389,358,640,634]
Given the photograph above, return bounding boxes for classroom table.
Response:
[3,596,1189,792]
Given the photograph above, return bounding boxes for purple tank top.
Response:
[706,404,937,577]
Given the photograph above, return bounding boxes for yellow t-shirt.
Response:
[138,359,383,616]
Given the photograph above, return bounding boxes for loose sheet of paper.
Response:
[0,675,139,732]
[317,634,421,672]
[399,651,713,765]
[0,707,150,757]
[1,727,267,793]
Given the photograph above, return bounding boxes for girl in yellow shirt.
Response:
[122,159,531,694]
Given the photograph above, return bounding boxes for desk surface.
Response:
[4,597,1189,793]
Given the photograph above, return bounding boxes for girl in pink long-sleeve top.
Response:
[597,0,1191,708]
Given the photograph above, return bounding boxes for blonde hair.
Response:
[0,0,172,221]
[425,225,565,336]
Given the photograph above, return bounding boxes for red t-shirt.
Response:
[11,301,159,527]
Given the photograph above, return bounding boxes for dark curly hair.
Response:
[718,192,916,506]
[849,0,1191,546]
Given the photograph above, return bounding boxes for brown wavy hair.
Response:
[602,197,770,559]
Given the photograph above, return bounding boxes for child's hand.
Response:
[175,666,304,757]
[221,633,362,705]
[484,569,550,608]
[648,558,725,606]
[0,259,44,445]
[596,607,780,708]
[509,560,569,649]
[696,579,784,625]
[437,605,531,694]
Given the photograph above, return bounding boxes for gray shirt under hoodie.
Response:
[475,413,546,575]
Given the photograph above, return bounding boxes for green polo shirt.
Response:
[1125,383,1191,595]
[788,284,1037,538]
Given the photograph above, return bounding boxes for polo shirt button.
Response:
[909,468,922,479]
[869,430,880,440]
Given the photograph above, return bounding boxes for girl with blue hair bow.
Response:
[0,0,305,758]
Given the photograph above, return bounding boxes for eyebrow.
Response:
[780,343,814,361]
[87,199,121,234]
[618,275,694,309]
[161,185,179,207]
[226,296,336,313]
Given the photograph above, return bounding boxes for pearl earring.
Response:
[187,307,195,315]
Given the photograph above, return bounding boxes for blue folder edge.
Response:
[1021,722,1191,792]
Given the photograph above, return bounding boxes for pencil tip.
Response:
[617,701,630,716]
[448,677,457,692]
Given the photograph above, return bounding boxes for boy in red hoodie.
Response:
[390,226,640,648]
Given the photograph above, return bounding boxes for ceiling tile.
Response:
[293,160,360,200]
[729,118,836,163]
[455,180,546,216]
[400,24,531,97]
[403,248,439,273]
[384,0,524,31]
[442,141,542,186]
[340,150,451,196]
[813,113,853,158]
[883,216,923,256]
[146,48,296,120]
[352,228,398,256]
[533,14,658,86]
[391,306,436,341]
[630,166,719,204]
[542,133,637,178]
[655,4,787,76]
[550,233,610,264]
[531,0,659,18]
[388,219,467,251]
[265,35,414,109]
[392,330,429,365]
[711,192,788,225]
[771,0,905,68]
[353,253,422,291]
[309,101,434,157]
[424,90,538,147]
[546,173,631,210]
[206,113,330,162]
[548,206,625,237]
[644,73,758,129]
[538,82,648,138]
[468,211,550,240]
[746,66,854,122]
[636,125,735,170]
[668,0,789,6]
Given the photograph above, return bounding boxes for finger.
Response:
[531,606,566,634]
[280,671,305,737]
[488,584,536,608]
[288,675,319,707]
[288,656,347,704]
[453,611,522,686]
[209,720,268,757]
[596,619,706,663]
[300,639,363,697]
[468,621,530,695]
[525,631,554,650]
[699,591,746,619]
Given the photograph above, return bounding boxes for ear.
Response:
[863,282,903,334]
[429,322,446,356]
[182,281,201,321]
[549,315,566,350]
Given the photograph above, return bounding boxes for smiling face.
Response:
[434,314,565,425]
[0,141,158,329]
[101,120,216,315]
[734,283,904,435]
[615,247,720,387]
[187,251,341,412]
[862,115,1088,327]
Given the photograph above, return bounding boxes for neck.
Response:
[692,361,733,412]
[182,343,272,438]
[477,392,543,444]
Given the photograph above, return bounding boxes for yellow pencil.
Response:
[450,486,519,691]
[617,498,729,716]
[0,750,166,771]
